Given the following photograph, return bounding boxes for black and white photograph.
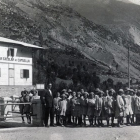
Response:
[0,0,140,140]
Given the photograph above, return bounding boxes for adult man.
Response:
[41,83,55,127]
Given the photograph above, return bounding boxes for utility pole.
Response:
[128,45,130,88]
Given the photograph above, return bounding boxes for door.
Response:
[9,64,14,85]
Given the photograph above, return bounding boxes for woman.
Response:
[115,89,125,127]
[87,92,95,126]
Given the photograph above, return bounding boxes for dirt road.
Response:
[0,126,140,140]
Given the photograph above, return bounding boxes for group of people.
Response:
[40,83,140,128]
[19,86,39,124]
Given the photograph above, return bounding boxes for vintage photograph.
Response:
[0,0,140,140]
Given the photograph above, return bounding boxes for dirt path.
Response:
[0,126,140,140]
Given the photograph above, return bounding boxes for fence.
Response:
[0,98,42,126]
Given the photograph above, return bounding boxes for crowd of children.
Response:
[53,88,140,127]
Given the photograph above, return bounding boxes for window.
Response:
[0,68,1,77]
[20,69,29,78]
[9,68,14,78]
[8,48,14,57]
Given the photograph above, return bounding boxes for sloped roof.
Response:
[0,37,44,49]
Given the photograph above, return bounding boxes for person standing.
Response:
[95,90,103,127]
[70,91,77,126]
[53,92,61,126]
[40,83,55,127]
[58,93,68,127]
[106,89,115,127]
[87,92,95,126]
[123,88,133,126]
[19,91,25,123]
[23,89,31,124]
[115,89,125,127]
[135,90,140,124]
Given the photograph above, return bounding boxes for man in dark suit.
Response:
[41,83,55,127]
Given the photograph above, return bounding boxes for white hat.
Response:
[119,89,124,93]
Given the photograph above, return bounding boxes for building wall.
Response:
[0,63,8,85]
[14,64,32,85]
[0,42,33,86]
[0,85,33,97]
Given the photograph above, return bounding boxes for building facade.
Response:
[0,37,43,97]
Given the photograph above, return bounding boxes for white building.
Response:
[0,37,43,97]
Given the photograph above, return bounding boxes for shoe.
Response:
[50,124,56,127]
[45,125,50,127]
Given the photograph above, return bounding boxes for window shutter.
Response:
[26,70,29,78]
[20,69,23,78]
[11,49,14,57]
[7,49,10,57]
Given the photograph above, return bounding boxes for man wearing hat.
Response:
[40,83,55,127]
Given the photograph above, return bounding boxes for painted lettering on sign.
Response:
[0,57,31,63]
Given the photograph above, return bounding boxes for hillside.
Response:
[0,0,140,81]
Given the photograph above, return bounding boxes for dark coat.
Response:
[40,89,54,108]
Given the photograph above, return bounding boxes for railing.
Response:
[0,102,37,120]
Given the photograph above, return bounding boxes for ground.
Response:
[0,126,140,140]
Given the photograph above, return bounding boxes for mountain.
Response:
[0,0,140,81]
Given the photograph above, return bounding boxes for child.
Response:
[81,92,88,126]
[19,91,25,123]
[87,92,95,126]
[95,90,103,127]
[123,88,133,126]
[115,89,125,127]
[74,92,82,126]
[106,89,115,127]
[70,91,77,125]
[53,92,61,126]
[58,93,68,126]
[23,90,32,124]
[131,89,137,124]
[102,91,108,127]
[135,90,140,124]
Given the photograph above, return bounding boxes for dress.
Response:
[95,97,102,117]
[115,95,124,118]
[131,95,137,115]
[70,97,77,116]
[81,98,88,115]
[59,99,68,116]
[74,97,82,117]
[53,97,61,115]
[106,96,115,116]
[135,96,140,123]
[123,95,133,116]
[102,96,108,119]
[23,94,31,114]
[19,96,24,114]
[87,98,95,116]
